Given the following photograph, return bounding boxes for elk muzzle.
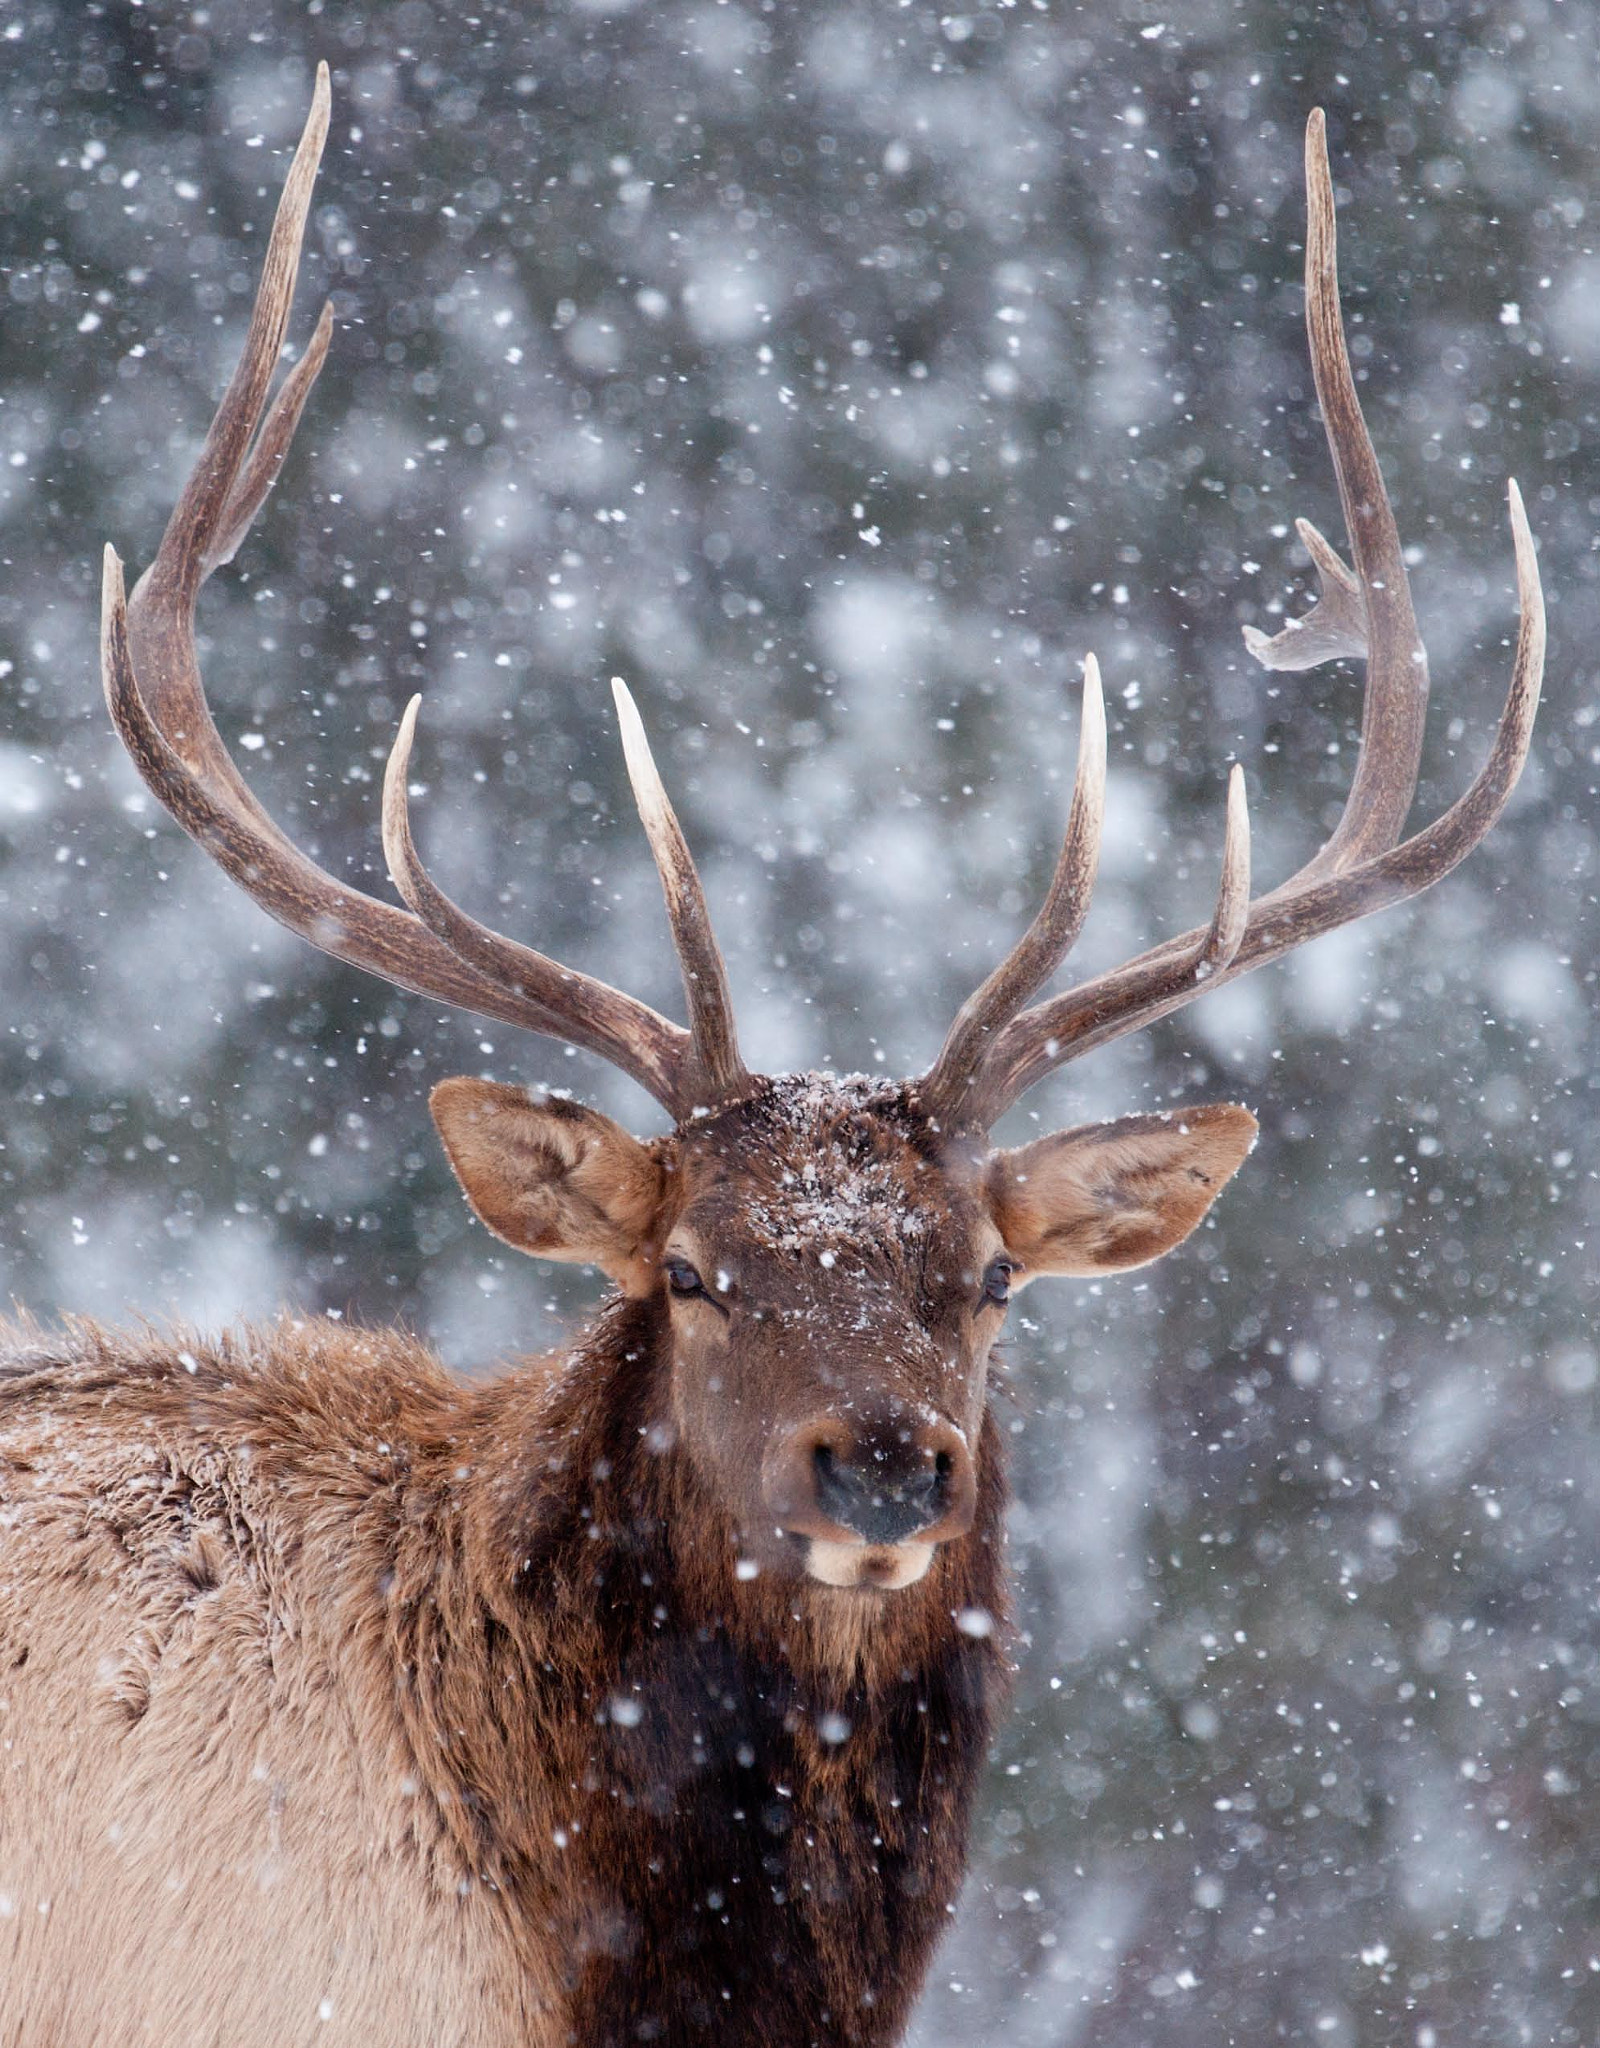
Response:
[763,1411,977,1582]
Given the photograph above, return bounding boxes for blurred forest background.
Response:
[1,1,1596,2042]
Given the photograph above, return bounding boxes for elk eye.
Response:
[981,1258,1014,1308]
[664,1257,708,1300]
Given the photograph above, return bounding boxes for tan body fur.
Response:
[1,1321,569,2045]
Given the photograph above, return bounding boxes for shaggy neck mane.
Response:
[361,1292,1009,1942]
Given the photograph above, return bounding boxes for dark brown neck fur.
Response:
[388,1294,1013,2044]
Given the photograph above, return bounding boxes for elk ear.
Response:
[430,1078,666,1291]
[988,1103,1257,1280]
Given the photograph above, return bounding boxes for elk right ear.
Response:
[430,1079,666,1291]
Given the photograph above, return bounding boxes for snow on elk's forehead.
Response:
[662,1076,996,1595]
[699,1075,952,1260]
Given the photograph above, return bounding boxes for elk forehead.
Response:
[670,1074,983,1281]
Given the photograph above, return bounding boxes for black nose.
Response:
[812,1442,950,1546]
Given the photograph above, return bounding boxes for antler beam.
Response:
[919,108,1544,1132]
[101,65,747,1119]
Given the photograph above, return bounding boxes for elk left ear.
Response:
[987,1103,1257,1280]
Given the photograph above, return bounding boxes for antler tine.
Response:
[919,656,1106,1126]
[957,760,1251,1130]
[137,63,331,624]
[1201,765,1252,974]
[923,109,1543,1131]
[105,544,690,1104]
[104,72,727,1121]
[1265,106,1430,880]
[104,546,505,1012]
[378,699,691,1109]
[117,64,333,861]
[612,679,751,1107]
[206,299,334,575]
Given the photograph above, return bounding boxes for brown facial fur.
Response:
[649,1078,998,1581]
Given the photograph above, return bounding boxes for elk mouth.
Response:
[804,1536,936,1592]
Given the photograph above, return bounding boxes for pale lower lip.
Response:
[805,1537,935,1591]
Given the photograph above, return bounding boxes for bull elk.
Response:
[0,67,1542,2048]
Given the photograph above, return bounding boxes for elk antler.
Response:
[919,108,1544,1133]
[100,65,748,1119]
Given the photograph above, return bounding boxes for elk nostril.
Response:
[924,1450,954,1511]
[811,1441,847,1520]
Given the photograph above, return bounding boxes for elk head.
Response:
[426,1070,1255,1589]
[100,71,1543,1595]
